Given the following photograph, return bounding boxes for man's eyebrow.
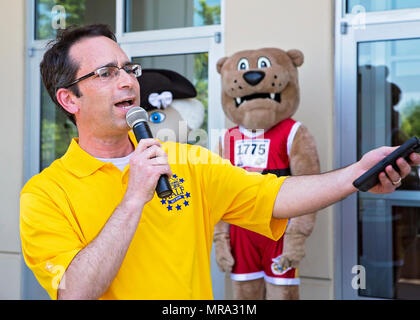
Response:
[96,61,133,69]
[96,61,117,69]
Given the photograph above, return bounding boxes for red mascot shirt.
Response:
[223,118,301,285]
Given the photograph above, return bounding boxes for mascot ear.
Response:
[216,57,228,74]
[287,49,304,67]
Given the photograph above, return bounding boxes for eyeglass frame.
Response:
[62,62,142,89]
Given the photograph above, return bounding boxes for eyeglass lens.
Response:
[97,65,141,81]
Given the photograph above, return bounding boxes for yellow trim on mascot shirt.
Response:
[20,131,288,300]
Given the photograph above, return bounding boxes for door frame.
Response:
[334,0,420,299]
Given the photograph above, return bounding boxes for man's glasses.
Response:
[63,63,142,89]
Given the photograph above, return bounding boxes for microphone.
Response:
[126,106,173,199]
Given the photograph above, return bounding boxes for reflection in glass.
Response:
[357,39,420,190]
[347,0,420,13]
[358,201,420,299]
[133,53,208,147]
[35,0,115,40]
[357,38,420,300]
[125,0,220,32]
[40,82,78,171]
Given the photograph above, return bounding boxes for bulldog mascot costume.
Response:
[214,48,321,300]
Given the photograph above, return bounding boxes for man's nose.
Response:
[117,69,137,89]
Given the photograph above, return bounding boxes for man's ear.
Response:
[56,88,80,115]
[216,57,228,74]
[287,49,304,67]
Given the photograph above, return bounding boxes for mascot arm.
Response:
[213,139,235,272]
[214,221,235,273]
[279,125,321,269]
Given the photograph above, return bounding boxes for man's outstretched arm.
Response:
[273,146,420,219]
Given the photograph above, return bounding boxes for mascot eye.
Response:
[149,111,166,124]
[237,58,250,71]
[257,57,271,68]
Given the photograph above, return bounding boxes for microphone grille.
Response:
[126,106,148,128]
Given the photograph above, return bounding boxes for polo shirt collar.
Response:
[61,131,138,178]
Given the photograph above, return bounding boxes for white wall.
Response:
[224,0,335,299]
[0,0,25,299]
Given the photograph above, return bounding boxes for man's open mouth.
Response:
[234,92,281,108]
[114,98,135,109]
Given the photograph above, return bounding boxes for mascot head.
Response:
[217,48,304,131]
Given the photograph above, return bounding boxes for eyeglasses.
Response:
[63,63,142,89]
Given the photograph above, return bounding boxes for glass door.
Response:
[356,38,420,299]
[336,1,420,299]
[120,35,224,151]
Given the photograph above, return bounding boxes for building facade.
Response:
[1,0,419,300]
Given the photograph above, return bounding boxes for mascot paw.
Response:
[271,254,296,275]
[216,253,235,273]
[280,232,307,269]
[273,254,299,273]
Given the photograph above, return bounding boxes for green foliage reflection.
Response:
[401,100,420,140]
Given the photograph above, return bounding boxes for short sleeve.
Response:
[20,191,84,300]
[197,147,289,241]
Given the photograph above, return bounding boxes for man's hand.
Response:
[124,139,172,208]
[355,146,420,193]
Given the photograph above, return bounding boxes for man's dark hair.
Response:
[40,24,117,125]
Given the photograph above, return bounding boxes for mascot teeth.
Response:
[234,93,281,107]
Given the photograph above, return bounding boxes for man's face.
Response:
[69,36,140,136]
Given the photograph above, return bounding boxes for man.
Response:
[20,24,420,300]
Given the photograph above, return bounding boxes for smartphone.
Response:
[353,137,420,192]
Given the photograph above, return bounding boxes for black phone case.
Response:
[353,137,420,192]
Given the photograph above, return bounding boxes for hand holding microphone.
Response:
[126,106,173,200]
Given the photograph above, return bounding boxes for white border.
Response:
[264,275,300,286]
[231,271,264,281]
[231,271,300,286]
[286,121,301,156]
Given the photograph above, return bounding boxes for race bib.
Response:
[234,139,270,168]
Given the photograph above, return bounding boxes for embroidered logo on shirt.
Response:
[159,174,191,212]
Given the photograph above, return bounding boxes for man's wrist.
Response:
[119,196,145,215]
[342,162,360,195]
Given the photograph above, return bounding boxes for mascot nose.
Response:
[243,71,265,86]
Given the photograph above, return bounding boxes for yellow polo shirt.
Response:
[20,132,288,300]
